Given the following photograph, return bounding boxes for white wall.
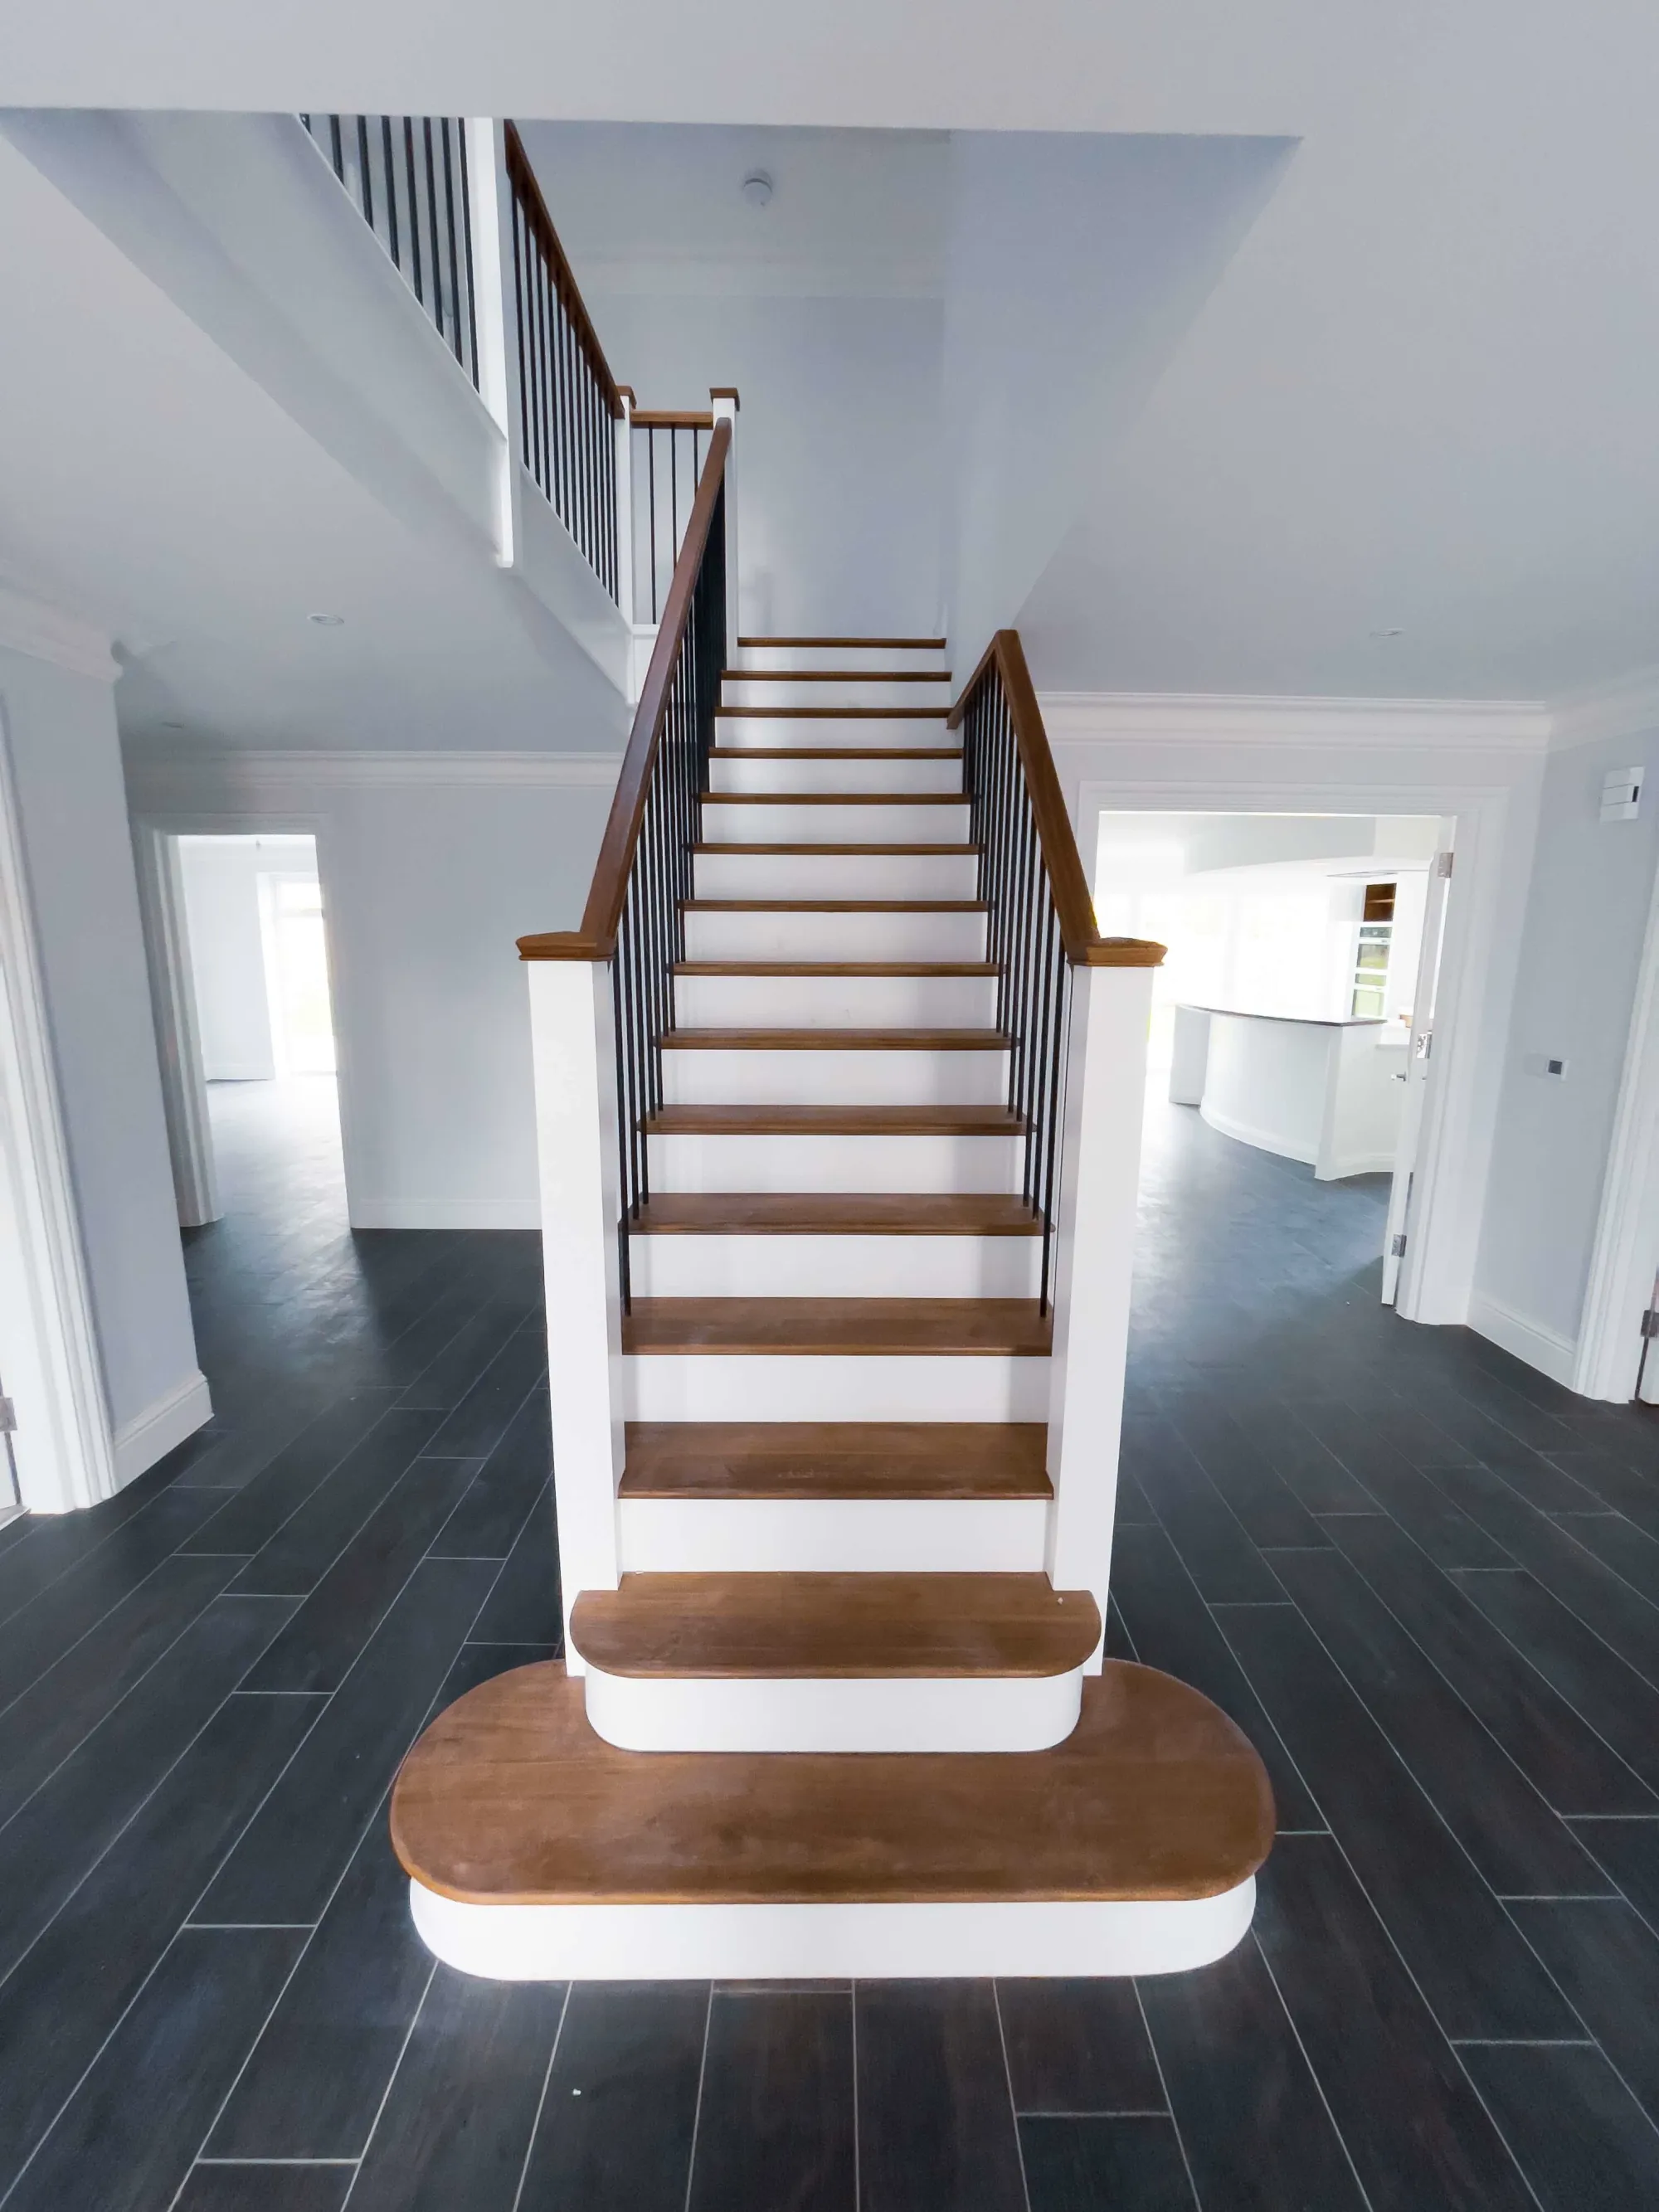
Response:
[129,752,616,1229]
[591,292,946,639]
[1,643,207,1478]
[178,836,313,1081]
[1475,726,1659,1359]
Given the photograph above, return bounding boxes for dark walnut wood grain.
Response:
[620,1421,1050,1500]
[390,1660,1277,1905]
[567,1573,1101,1679]
[629,1194,1039,1234]
[644,1104,1024,1136]
[656,1029,1009,1053]
[620,1298,1051,1356]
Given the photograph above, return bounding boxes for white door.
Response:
[1382,839,1454,1305]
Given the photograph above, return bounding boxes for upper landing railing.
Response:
[300,110,713,623]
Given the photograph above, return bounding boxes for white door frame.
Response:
[0,702,118,1511]
[131,824,220,1228]
[1381,832,1456,1305]
[1075,769,1517,1329]
[1574,851,1659,1402]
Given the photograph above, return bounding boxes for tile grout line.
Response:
[680,1982,715,2212]
[990,1980,1033,2212]
[337,1958,440,2207]
[508,1979,572,2212]
[1251,1930,1377,2211]
[1131,1980,1202,2212]
[849,1981,860,2212]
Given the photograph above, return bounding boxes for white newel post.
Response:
[615,388,636,638]
[465,119,524,569]
[526,960,625,1670]
[1045,963,1156,1665]
[710,389,740,664]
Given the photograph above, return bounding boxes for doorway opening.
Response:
[1094,810,1454,1306]
[173,834,345,1231]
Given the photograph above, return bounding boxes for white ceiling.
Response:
[4,0,1658,702]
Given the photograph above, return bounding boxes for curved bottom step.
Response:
[410,1879,1257,1981]
[392,1660,1274,1980]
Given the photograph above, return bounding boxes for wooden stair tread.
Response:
[620,1420,1050,1499]
[693,843,978,857]
[658,1028,1009,1052]
[738,634,948,649]
[718,706,950,720]
[673,960,996,978]
[391,1660,1276,1906]
[708,746,963,761]
[630,1194,1042,1234]
[621,1297,1052,1356]
[723,670,951,684]
[568,1573,1098,1679]
[645,1104,1024,1135]
[684,900,987,913]
[703,793,966,807]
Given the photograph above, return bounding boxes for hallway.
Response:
[0,1088,1657,2206]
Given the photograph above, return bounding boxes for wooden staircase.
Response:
[392,427,1272,1979]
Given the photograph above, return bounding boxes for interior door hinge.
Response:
[1391,1233,1408,1258]
[0,1398,14,1434]
[1642,1310,1659,1340]
[1437,851,1455,878]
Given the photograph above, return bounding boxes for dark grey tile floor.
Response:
[2,1076,1657,2208]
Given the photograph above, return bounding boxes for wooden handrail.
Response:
[949,630,1164,970]
[630,410,715,430]
[519,418,732,964]
[502,121,623,421]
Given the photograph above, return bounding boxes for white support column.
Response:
[1044,964,1156,1662]
[465,119,524,570]
[710,388,740,665]
[615,387,637,639]
[526,960,625,1666]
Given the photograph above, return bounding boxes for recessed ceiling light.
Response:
[308,611,345,627]
[741,170,774,209]
[1370,626,1405,639]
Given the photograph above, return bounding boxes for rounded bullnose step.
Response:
[392,1660,1274,1978]
[568,1571,1098,1678]
[568,1570,1098,1753]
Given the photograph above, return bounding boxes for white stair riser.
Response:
[629,1232,1041,1299]
[617,1495,1049,1573]
[581,1669,1082,1753]
[722,680,953,712]
[717,714,955,751]
[684,909,986,961]
[703,800,970,844]
[660,1046,1008,1107]
[623,1352,1049,1422]
[693,852,978,900]
[411,1883,1258,1981]
[708,752,961,795]
[649,1131,1023,1194]
[676,972,996,1029]
[737,644,949,674]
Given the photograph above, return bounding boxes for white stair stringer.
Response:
[579,1666,1084,1754]
[630,1232,1040,1300]
[624,1350,1049,1422]
[411,1883,1258,1983]
[646,1130,1023,1194]
[616,1493,1049,1574]
[659,1041,1010,1109]
[683,906,988,962]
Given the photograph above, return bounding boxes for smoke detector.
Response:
[741,171,774,209]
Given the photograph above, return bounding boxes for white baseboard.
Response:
[1315,1150,1398,1182]
[347,1197,539,1230]
[114,1368,213,1485]
[202,1065,277,1083]
[1199,1101,1316,1166]
[1467,1292,1578,1389]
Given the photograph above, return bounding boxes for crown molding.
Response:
[1547,667,1659,754]
[0,583,119,685]
[126,747,622,791]
[1038,690,1551,752]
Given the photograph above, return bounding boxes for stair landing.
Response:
[392,1658,1272,1978]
